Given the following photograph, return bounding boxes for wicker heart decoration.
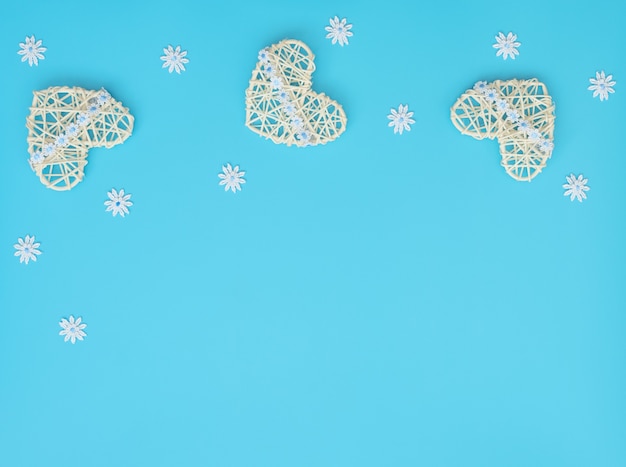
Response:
[245,39,347,147]
[450,79,555,182]
[26,86,134,191]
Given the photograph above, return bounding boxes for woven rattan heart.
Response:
[26,86,134,191]
[451,79,555,182]
[245,39,347,147]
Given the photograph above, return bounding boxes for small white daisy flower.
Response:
[258,49,270,63]
[588,71,616,101]
[43,143,55,157]
[30,151,44,165]
[539,139,554,153]
[493,32,520,60]
[17,35,46,66]
[160,45,189,74]
[276,89,290,103]
[474,81,489,93]
[484,88,498,102]
[218,163,246,193]
[76,113,90,126]
[283,102,296,116]
[387,104,415,135]
[505,108,520,123]
[563,173,590,202]
[270,76,283,90]
[14,235,42,264]
[56,133,69,147]
[291,116,304,129]
[104,188,133,217]
[496,99,509,112]
[517,120,531,134]
[263,64,275,76]
[59,315,87,344]
[296,130,311,143]
[66,123,79,137]
[325,16,353,46]
[97,90,111,104]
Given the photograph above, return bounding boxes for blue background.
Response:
[1,0,625,466]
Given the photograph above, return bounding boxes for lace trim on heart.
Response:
[473,81,554,155]
[258,48,313,146]
[29,88,112,169]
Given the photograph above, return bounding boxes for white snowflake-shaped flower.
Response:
[263,63,276,77]
[517,120,531,134]
[291,116,304,129]
[30,151,44,165]
[17,35,46,66]
[474,81,489,93]
[160,45,189,74]
[387,104,415,135]
[14,235,42,264]
[325,16,353,46]
[104,188,133,217]
[218,163,246,193]
[588,71,616,101]
[484,88,498,102]
[258,49,270,63]
[276,89,290,103]
[56,133,69,147]
[539,139,554,153]
[76,113,90,126]
[59,315,87,344]
[66,123,79,137]
[505,108,520,123]
[270,76,283,90]
[493,32,520,60]
[283,102,296,116]
[563,173,590,202]
[296,130,311,143]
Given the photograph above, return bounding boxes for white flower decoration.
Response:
[59,315,87,344]
[270,76,283,90]
[296,130,311,143]
[17,35,46,66]
[258,49,270,63]
[588,71,616,101]
[517,120,531,134]
[484,88,498,102]
[539,139,554,153]
[325,16,353,46]
[56,133,69,147]
[14,235,42,264]
[66,123,79,137]
[30,151,44,165]
[505,108,520,123]
[563,173,590,202]
[387,104,415,135]
[104,188,133,217]
[160,45,189,74]
[474,81,488,93]
[493,32,520,60]
[218,163,246,193]
[76,113,90,126]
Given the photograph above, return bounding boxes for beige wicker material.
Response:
[451,79,555,182]
[245,39,347,147]
[26,86,134,191]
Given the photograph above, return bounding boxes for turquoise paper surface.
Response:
[1,0,625,466]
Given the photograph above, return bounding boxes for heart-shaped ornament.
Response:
[451,79,555,182]
[26,86,134,191]
[245,39,347,147]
